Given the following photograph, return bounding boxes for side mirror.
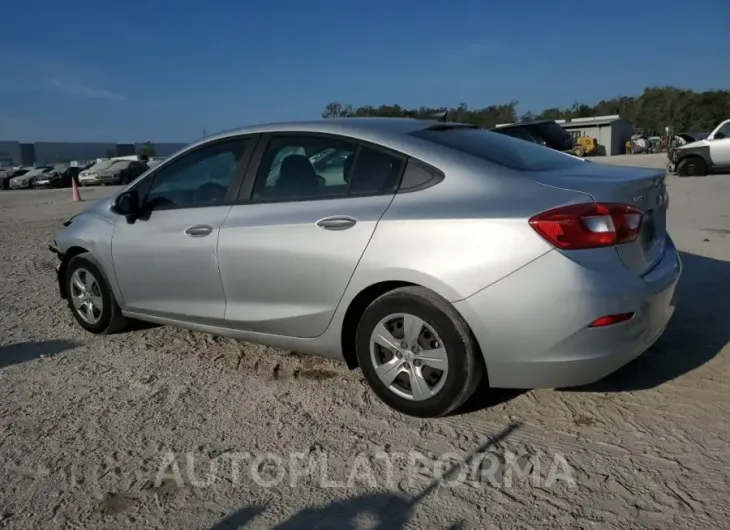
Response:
[714,132,726,140]
[112,190,140,216]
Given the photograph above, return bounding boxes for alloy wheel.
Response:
[70,268,103,325]
[369,313,449,401]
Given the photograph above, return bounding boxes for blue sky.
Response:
[1,0,728,142]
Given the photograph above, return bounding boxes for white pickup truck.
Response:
[666,119,730,176]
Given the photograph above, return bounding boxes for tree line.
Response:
[322,86,730,134]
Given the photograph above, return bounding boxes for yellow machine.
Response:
[571,135,598,157]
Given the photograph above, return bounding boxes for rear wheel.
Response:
[356,286,485,417]
[66,253,127,334]
[676,156,708,177]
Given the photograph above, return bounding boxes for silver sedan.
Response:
[50,118,680,417]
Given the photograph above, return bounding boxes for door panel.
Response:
[710,138,730,166]
[218,195,393,337]
[111,207,232,323]
[110,136,253,323]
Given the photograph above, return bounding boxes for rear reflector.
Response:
[529,203,644,250]
[589,313,634,327]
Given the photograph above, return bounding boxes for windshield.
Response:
[109,160,130,169]
[87,160,115,172]
[23,168,50,177]
[411,127,584,172]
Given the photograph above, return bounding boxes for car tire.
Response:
[355,286,485,418]
[65,253,127,334]
[676,156,708,177]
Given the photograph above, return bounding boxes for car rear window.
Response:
[411,127,583,171]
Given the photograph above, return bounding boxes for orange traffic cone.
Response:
[72,178,83,202]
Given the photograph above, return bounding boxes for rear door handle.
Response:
[185,224,213,237]
[316,216,357,231]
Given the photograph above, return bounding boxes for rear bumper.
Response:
[454,237,681,389]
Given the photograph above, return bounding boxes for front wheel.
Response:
[66,253,127,334]
[676,156,708,177]
[355,286,485,417]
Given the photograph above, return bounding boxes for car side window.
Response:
[715,122,730,139]
[253,136,357,201]
[144,138,247,210]
[348,147,404,195]
[252,136,405,202]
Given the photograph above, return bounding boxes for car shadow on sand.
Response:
[567,250,730,392]
[0,339,79,369]
[208,422,520,530]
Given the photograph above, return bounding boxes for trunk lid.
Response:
[528,164,668,276]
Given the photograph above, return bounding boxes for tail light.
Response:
[529,203,643,250]
[589,312,635,327]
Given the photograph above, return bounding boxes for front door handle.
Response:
[316,216,357,231]
[185,225,213,237]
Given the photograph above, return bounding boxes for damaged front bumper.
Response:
[49,242,65,297]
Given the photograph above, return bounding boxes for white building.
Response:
[555,115,634,156]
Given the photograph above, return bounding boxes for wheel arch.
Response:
[339,280,485,374]
[340,281,415,369]
[58,246,90,299]
[676,144,712,174]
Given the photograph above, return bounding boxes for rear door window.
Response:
[348,147,404,195]
[251,135,404,202]
[412,127,583,172]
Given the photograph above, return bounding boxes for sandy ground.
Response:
[591,153,670,169]
[1,162,729,529]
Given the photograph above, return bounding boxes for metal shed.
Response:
[555,115,633,156]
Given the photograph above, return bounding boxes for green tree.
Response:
[322,102,355,118]
[137,142,156,160]
[322,87,730,135]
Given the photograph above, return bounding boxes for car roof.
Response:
[202,117,465,145]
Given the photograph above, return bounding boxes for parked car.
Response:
[146,157,167,169]
[492,120,575,153]
[33,165,83,188]
[9,166,53,189]
[78,159,147,186]
[1,167,31,190]
[50,118,679,418]
[666,118,730,177]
